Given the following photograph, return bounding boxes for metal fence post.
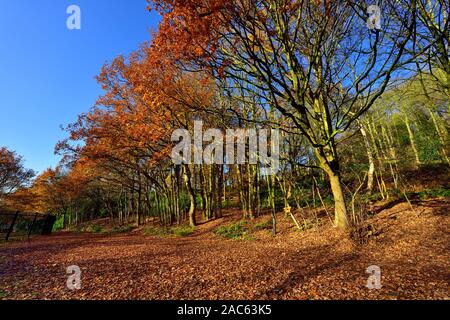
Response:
[27,213,38,240]
[6,211,20,242]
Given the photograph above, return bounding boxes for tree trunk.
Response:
[403,112,421,167]
[183,165,197,227]
[137,177,142,226]
[316,148,349,230]
[217,164,224,218]
[62,210,66,229]
[428,107,450,165]
[327,170,349,229]
[360,124,375,193]
[265,172,277,236]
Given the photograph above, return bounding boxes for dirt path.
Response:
[0,199,449,300]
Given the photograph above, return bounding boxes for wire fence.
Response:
[0,211,56,242]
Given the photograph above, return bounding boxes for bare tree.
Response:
[155,0,416,228]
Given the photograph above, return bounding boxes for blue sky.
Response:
[0,0,160,174]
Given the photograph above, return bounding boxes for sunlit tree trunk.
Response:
[428,107,450,165]
[360,123,375,193]
[403,111,421,167]
[316,147,349,230]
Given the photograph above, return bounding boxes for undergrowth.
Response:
[215,221,253,240]
[144,225,195,237]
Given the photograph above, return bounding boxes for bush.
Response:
[215,221,253,240]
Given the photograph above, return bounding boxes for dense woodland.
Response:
[1,0,449,236]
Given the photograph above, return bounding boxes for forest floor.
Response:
[0,198,449,300]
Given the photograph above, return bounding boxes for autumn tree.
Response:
[0,147,35,205]
[57,46,222,227]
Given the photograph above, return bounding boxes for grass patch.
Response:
[144,225,196,237]
[0,291,6,300]
[364,192,384,203]
[173,226,195,237]
[215,221,253,240]
[69,224,104,234]
[89,225,104,234]
[74,224,105,234]
[144,226,172,237]
[395,187,450,203]
[254,219,273,231]
[70,224,131,234]
[297,218,319,232]
[111,224,134,234]
[416,188,450,200]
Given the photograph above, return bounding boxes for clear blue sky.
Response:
[0,0,160,174]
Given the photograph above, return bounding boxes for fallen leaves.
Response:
[0,200,448,300]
